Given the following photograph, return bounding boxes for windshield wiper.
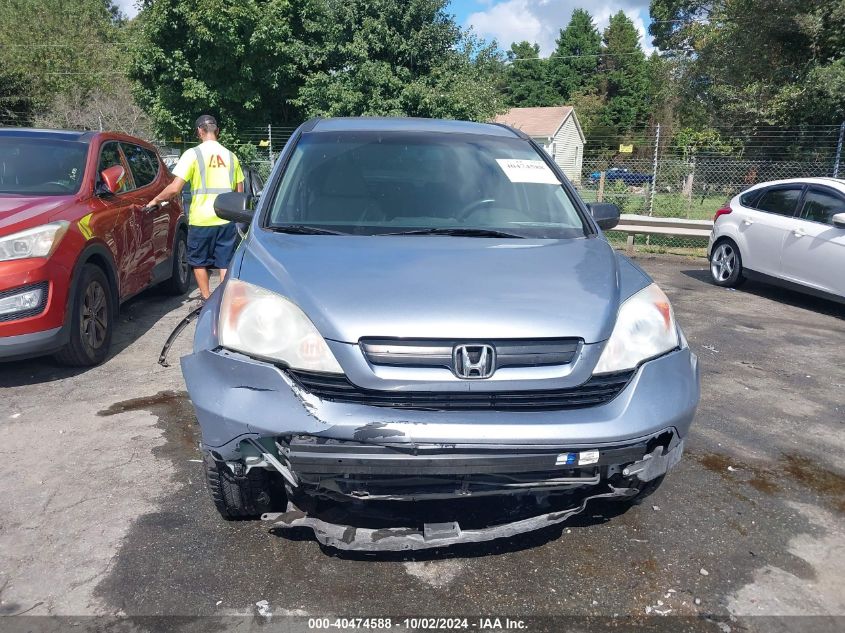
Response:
[380,227,525,238]
[266,224,346,235]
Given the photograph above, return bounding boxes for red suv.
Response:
[0,128,189,365]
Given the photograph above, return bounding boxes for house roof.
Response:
[493,106,578,140]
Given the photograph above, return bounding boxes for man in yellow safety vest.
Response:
[149,114,244,300]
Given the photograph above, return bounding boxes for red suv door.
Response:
[92,141,153,298]
[121,142,169,276]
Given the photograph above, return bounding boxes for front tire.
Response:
[204,455,283,520]
[710,239,744,287]
[55,264,113,367]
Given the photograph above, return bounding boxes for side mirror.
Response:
[98,165,125,196]
[832,212,845,229]
[214,191,255,224]
[587,202,621,230]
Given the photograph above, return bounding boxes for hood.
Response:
[0,195,76,234]
[240,233,623,344]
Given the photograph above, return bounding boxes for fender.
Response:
[173,215,188,247]
[170,215,188,261]
[151,214,188,285]
[67,241,121,316]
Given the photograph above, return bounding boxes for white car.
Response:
[708,177,845,303]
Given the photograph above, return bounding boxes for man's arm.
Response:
[233,155,245,193]
[148,176,186,207]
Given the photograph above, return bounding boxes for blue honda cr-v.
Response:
[181,117,700,551]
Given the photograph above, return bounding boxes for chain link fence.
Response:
[156,125,297,181]
[572,125,844,256]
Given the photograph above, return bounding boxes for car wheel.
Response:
[162,229,191,295]
[204,454,284,520]
[55,264,113,367]
[710,239,744,287]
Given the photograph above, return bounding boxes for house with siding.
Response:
[493,106,585,184]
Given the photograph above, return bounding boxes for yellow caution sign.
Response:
[619,144,634,154]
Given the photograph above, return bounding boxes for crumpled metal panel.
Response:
[623,440,685,482]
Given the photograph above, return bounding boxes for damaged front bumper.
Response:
[274,430,682,502]
[181,344,699,459]
[261,439,684,551]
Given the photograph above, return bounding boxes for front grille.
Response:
[286,369,634,411]
[0,281,50,323]
[360,337,581,370]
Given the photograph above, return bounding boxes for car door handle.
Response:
[792,228,806,237]
[141,201,169,213]
[742,219,754,226]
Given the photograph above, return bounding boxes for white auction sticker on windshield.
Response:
[495,158,561,184]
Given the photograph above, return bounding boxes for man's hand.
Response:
[141,200,169,213]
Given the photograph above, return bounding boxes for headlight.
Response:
[593,283,679,375]
[219,279,343,374]
[0,222,70,261]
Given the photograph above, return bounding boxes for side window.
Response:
[121,143,159,188]
[800,188,845,225]
[739,189,763,208]
[755,187,802,216]
[97,142,132,194]
[249,169,264,197]
[143,147,162,179]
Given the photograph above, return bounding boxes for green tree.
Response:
[501,41,557,107]
[548,9,601,101]
[671,127,741,158]
[293,0,505,121]
[0,0,122,114]
[131,0,311,138]
[649,0,845,130]
[0,69,36,126]
[133,0,504,136]
[597,12,649,134]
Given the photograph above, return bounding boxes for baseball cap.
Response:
[195,114,218,130]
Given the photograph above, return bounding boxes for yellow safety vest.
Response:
[176,142,244,227]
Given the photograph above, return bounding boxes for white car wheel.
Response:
[710,240,744,287]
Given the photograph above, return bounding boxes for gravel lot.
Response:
[0,254,843,632]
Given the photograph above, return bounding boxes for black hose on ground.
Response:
[158,305,203,367]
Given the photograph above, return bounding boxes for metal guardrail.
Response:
[613,214,714,254]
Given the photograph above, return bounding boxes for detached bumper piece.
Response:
[263,485,634,552]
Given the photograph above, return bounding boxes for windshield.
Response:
[0,138,89,195]
[266,131,589,238]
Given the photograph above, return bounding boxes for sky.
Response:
[114,0,139,18]
[114,0,140,18]
[113,0,654,55]
[452,0,654,55]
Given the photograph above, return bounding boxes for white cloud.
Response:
[465,0,654,57]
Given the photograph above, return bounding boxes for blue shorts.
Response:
[187,223,238,269]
